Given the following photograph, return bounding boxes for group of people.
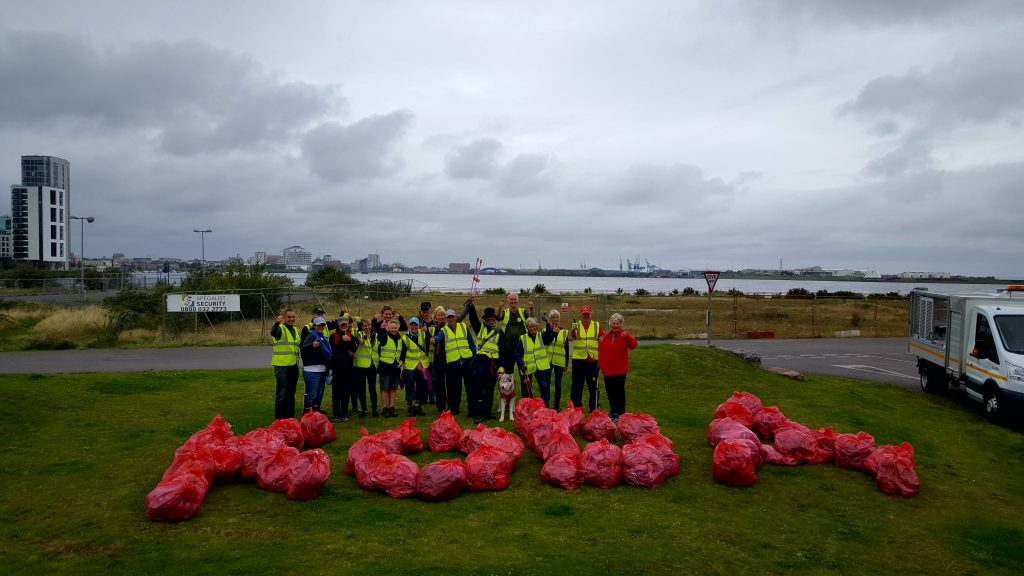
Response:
[269,292,638,424]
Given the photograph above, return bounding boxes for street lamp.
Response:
[71,216,95,303]
[193,229,212,273]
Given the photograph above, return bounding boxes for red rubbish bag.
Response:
[162,442,217,486]
[633,432,680,477]
[416,459,467,501]
[268,418,305,449]
[146,468,209,522]
[513,397,547,437]
[804,427,837,465]
[773,422,817,462]
[370,453,421,499]
[752,406,787,441]
[581,438,623,489]
[834,432,876,471]
[460,424,488,454]
[559,402,585,436]
[525,409,563,451]
[875,449,920,498]
[477,427,525,462]
[429,411,463,452]
[538,431,580,462]
[256,446,300,492]
[618,413,660,444]
[207,436,242,483]
[186,413,235,447]
[300,411,337,447]
[541,452,585,490]
[622,443,667,488]
[285,448,332,501]
[759,443,801,466]
[707,417,760,447]
[713,400,754,428]
[369,429,403,454]
[582,409,618,442]
[465,445,516,491]
[396,418,424,454]
[713,440,758,487]
[345,428,391,475]
[729,391,763,414]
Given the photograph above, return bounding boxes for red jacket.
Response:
[598,330,638,376]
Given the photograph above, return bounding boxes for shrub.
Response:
[179,263,292,322]
[533,283,548,294]
[364,280,412,301]
[786,288,811,297]
[583,287,592,294]
[850,312,863,328]
[305,266,355,288]
[483,287,505,295]
[634,288,650,296]
[616,288,624,295]
[681,287,697,296]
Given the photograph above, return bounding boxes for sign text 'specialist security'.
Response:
[166,294,241,313]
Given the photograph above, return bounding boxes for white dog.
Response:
[497,368,516,422]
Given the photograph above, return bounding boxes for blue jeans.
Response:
[302,370,328,410]
[550,366,564,410]
[534,369,552,408]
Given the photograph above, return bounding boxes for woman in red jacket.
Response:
[598,313,638,422]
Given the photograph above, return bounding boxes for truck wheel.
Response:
[920,366,945,394]
[983,385,1006,424]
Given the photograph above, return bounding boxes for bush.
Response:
[616,288,624,295]
[533,283,548,294]
[681,287,697,296]
[483,287,505,295]
[363,280,412,301]
[786,288,811,297]
[726,288,744,296]
[180,263,292,322]
[634,288,650,296]
[305,266,355,288]
[583,287,592,294]
[850,313,863,328]
[671,289,679,295]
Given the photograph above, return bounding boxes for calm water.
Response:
[131,271,1007,296]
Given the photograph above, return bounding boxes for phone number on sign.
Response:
[179,306,229,312]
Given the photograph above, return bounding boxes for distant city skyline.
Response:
[1,2,1022,277]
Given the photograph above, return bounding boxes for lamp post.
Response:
[193,229,212,274]
[71,216,95,303]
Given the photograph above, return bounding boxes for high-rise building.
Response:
[10,156,70,270]
[282,246,312,270]
[0,215,11,259]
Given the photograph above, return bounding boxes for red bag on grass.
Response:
[713,400,754,428]
[804,427,837,465]
[622,442,667,488]
[460,424,488,454]
[834,432,876,471]
[185,413,235,447]
[713,440,758,487]
[396,418,424,454]
[207,437,242,482]
[345,428,392,475]
[634,433,680,477]
[369,429,403,454]
[773,422,818,462]
[752,406,787,441]
[256,446,300,492]
[354,451,389,491]
[238,428,286,480]
[429,411,463,452]
[538,431,580,462]
[618,413,660,444]
[465,445,516,491]
[162,442,217,486]
[416,459,467,501]
[582,409,618,442]
[729,391,762,414]
[285,448,331,501]
[300,411,337,447]
[268,418,305,449]
[513,397,547,437]
[874,446,920,498]
[581,439,623,489]
[525,409,564,451]
[477,427,525,462]
[864,442,916,476]
[707,417,760,447]
[559,402,585,436]
[759,443,801,466]
[147,468,210,522]
[370,454,420,498]
[541,452,585,490]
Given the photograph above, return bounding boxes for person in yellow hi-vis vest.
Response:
[403,316,430,416]
[433,308,476,415]
[543,309,571,410]
[570,305,604,411]
[270,307,300,419]
[515,318,550,401]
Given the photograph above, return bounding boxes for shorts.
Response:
[379,372,400,391]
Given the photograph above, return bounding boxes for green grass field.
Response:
[1,346,1022,575]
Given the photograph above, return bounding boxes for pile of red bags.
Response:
[706,391,919,497]
[148,414,335,522]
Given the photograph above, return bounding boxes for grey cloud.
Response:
[746,0,1024,27]
[0,31,341,155]
[863,132,934,177]
[301,110,414,182]
[607,164,736,209]
[444,138,504,179]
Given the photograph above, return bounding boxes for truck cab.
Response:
[963,304,1024,418]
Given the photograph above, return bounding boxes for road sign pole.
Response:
[704,271,720,348]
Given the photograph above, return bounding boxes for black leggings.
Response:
[603,373,627,417]
[351,366,377,412]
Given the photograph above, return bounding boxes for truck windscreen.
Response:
[994,315,1024,354]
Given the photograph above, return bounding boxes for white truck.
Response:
[909,287,1024,422]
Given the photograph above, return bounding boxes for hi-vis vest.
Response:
[404,331,428,370]
[520,333,551,373]
[476,325,501,359]
[353,330,376,369]
[572,321,601,360]
[500,308,528,332]
[547,328,569,368]
[378,334,405,366]
[271,323,300,367]
[427,325,440,364]
[443,323,473,363]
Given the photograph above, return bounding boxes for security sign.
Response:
[704,271,721,293]
[166,294,241,312]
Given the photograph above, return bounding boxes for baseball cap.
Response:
[420,301,432,311]
[338,317,349,325]
[313,306,325,314]
[313,317,327,326]
[580,305,593,314]
[409,317,421,325]
[446,308,456,317]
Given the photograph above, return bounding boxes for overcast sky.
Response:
[2,1,1023,276]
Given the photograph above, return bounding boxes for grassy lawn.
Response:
[1,346,1022,575]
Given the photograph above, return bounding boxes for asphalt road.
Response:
[0,338,918,388]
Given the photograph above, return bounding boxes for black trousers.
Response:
[444,360,468,414]
[273,364,299,420]
[472,355,497,418]
[351,366,377,412]
[604,373,627,417]
[331,366,353,418]
[570,359,600,410]
[432,363,447,412]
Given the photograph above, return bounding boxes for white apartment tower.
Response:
[10,156,71,270]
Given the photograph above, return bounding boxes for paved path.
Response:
[0,339,917,388]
